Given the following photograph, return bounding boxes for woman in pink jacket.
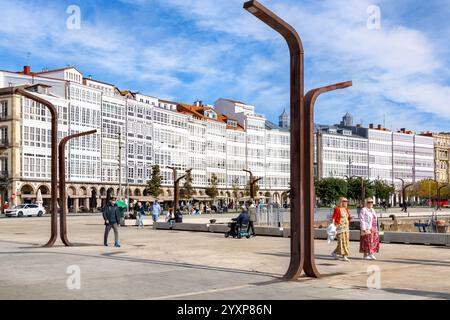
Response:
[359,198,380,260]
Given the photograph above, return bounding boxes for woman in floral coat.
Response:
[331,197,352,262]
[359,198,380,260]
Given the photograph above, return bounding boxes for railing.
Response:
[256,205,290,227]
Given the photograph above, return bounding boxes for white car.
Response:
[5,204,46,217]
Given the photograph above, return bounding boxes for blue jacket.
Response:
[233,212,249,225]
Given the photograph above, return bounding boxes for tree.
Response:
[373,180,395,203]
[145,165,162,198]
[414,179,437,200]
[231,178,240,210]
[347,177,374,205]
[179,170,193,201]
[205,173,219,203]
[315,178,348,207]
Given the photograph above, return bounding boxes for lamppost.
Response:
[243,169,262,201]
[13,87,58,247]
[396,177,413,215]
[244,0,351,280]
[437,183,448,210]
[430,179,447,210]
[59,130,97,246]
[167,166,192,212]
[117,130,123,200]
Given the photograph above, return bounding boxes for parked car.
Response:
[5,204,46,217]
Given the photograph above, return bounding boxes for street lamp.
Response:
[430,179,447,210]
[395,177,413,215]
[13,87,59,247]
[243,169,262,202]
[59,130,97,246]
[244,0,351,280]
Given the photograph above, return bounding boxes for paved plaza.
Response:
[0,215,449,300]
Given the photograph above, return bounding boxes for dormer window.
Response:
[227,120,237,127]
[205,110,217,119]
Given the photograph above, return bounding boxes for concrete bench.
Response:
[382,232,448,245]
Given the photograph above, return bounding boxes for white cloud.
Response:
[1,0,449,131]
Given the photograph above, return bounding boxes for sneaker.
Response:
[369,254,377,260]
[342,256,350,262]
[114,243,121,248]
[363,255,372,260]
[331,251,338,260]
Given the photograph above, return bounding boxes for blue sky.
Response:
[0,0,449,131]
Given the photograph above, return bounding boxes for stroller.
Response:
[224,221,251,239]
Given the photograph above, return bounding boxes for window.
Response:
[0,101,7,118]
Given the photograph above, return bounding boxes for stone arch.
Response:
[220,191,224,196]
[239,191,244,198]
[199,190,204,196]
[99,187,106,196]
[166,189,172,196]
[67,186,77,196]
[273,192,280,204]
[134,188,142,197]
[143,189,149,196]
[159,189,165,197]
[90,186,97,196]
[226,191,231,198]
[20,184,35,195]
[107,187,114,197]
[36,184,50,197]
[79,186,88,196]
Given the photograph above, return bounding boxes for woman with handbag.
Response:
[331,197,352,262]
[359,198,380,260]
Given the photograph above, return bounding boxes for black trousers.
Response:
[247,221,255,236]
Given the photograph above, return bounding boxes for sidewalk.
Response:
[0,215,449,300]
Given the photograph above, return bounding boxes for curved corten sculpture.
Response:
[15,87,58,247]
[59,130,97,246]
[244,0,352,279]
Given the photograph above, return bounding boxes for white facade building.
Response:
[0,66,291,210]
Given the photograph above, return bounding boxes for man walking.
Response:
[247,200,257,237]
[103,197,121,247]
[152,200,161,223]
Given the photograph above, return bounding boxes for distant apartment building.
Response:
[316,114,435,188]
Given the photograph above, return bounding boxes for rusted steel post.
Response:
[304,81,352,278]
[15,88,59,248]
[59,130,97,246]
[169,167,191,212]
[244,0,305,280]
[243,169,262,201]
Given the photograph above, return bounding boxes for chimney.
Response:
[23,66,31,75]
[369,123,374,129]
[377,124,382,130]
